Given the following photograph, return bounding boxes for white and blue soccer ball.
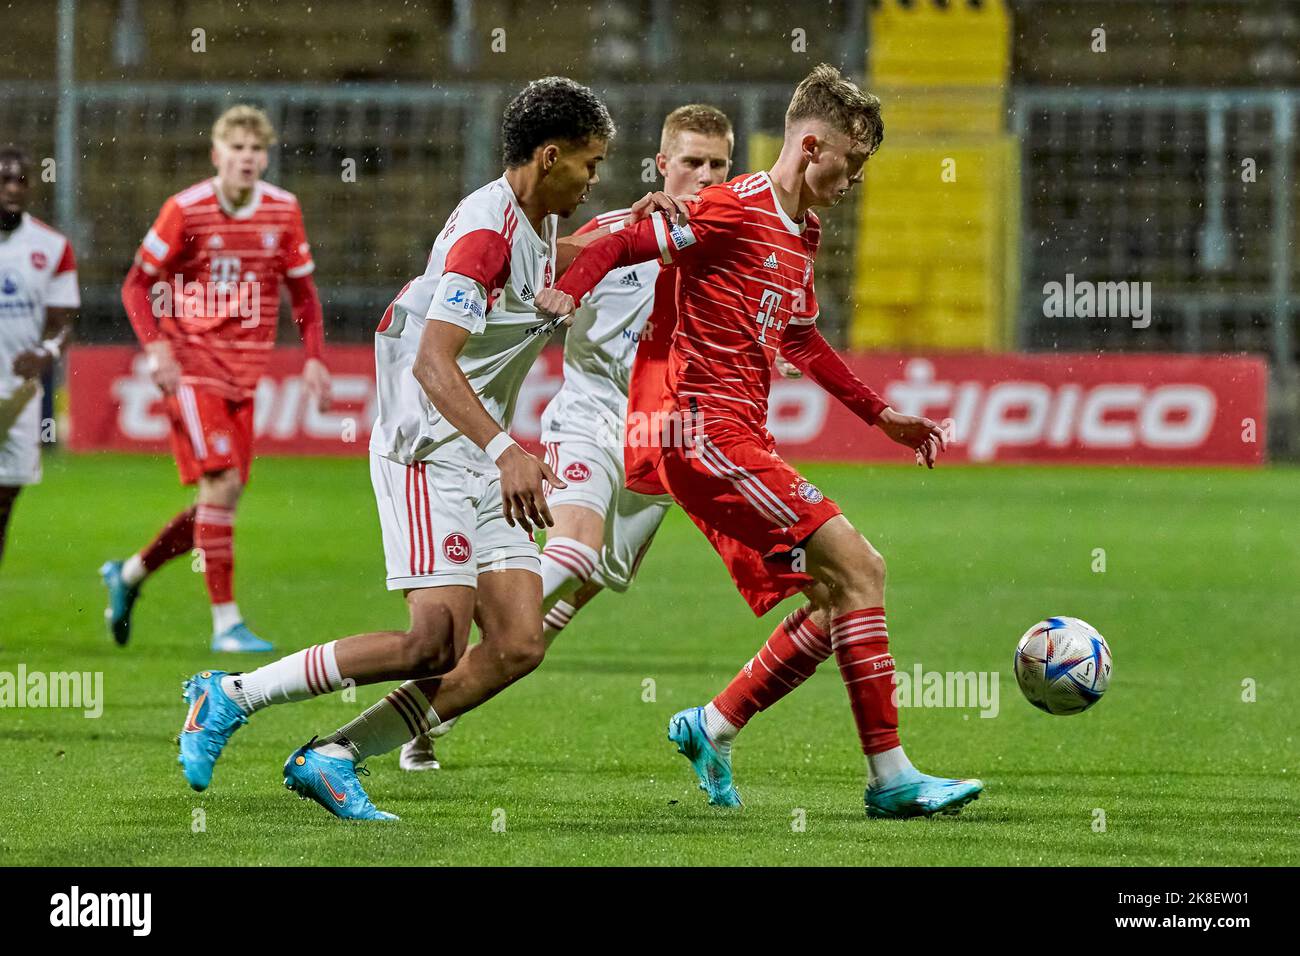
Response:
[1014,616,1112,715]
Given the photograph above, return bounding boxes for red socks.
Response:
[140,506,196,573]
[831,607,900,755]
[195,505,235,605]
[711,606,833,728]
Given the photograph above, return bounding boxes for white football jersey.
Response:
[559,207,660,410]
[541,207,661,454]
[370,175,561,470]
[0,213,79,395]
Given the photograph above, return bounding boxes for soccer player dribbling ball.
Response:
[101,105,331,653]
[172,78,690,819]
[554,65,983,819]
[0,145,79,568]
[399,103,737,771]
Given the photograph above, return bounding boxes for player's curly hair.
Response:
[785,63,884,155]
[501,77,616,168]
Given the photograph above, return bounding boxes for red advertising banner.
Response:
[67,346,1267,466]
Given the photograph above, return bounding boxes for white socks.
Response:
[212,601,243,635]
[221,641,342,714]
[319,681,440,762]
[540,537,598,600]
[702,702,739,759]
[121,554,147,587]
[867,745,916,789]
[542,600,576,646]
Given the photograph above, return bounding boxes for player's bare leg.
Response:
[0,485,19,568]
[692,514,982,817]
[177,584,474,792]
[400,504,605,769]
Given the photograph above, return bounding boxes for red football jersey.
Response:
[644,171,820,435]
[133,178,315,400]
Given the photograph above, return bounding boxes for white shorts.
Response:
[540,435,670,593]
[370,451,541,590]
[0,385,42,486]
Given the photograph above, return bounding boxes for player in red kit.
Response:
[101,105,331,653]
[555,65,983,819]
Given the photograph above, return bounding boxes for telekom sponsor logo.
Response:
[67,346,1266,466]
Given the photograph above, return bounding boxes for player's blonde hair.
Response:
[212,104,277,147]
[785,64,883,155]
[659,104,734,157]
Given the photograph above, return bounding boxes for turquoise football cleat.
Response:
[283,742,398,821]
[99,560,140,647]
[177,669,247,792]
[668,706,742,808]
[211,622,274,653]
[865,770,983,819]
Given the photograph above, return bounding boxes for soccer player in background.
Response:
[173,78,690,819]
[399,104,736,772]
[0,145,79,568]
[101,105,331,653]
[553,65,984,819]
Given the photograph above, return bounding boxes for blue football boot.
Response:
[99,560,140,646]
[866,769,983,819]
[178,669,248,791]
[667,706,742,808]
[283,741,398,821]
[211,622,274,653]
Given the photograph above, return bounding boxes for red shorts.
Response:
[657,423,842,616]
[164,384,254,486]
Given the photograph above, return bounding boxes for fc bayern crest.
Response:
[30,251,47,270]
[442,532,472,565]
[796,480,823,504]
[564,461,591,483]
[262,231,278,249]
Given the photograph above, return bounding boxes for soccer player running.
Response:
[174,78,689,819]
[399,104,736,772]
[552,65,983,819]
[101,106,331,653]
[0,145,79,568]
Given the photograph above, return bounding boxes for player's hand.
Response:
[145,341,181,396]
[11,348,53,380]
[774,354,803,379]
[497,443,566,533]
[534,287,575,324]
[875,407,947,469]
[626,191,698,228]
[302,357,332,413]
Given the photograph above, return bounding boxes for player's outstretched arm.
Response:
[412,319,566,531]
[554,192,696,275]
[780,321,945,468]
[286,274,331,412]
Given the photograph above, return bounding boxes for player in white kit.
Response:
[174,77,692,820]
[401,105,737,770]
[0,146,79,567]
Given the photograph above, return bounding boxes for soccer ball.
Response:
[1013,616,1112,715]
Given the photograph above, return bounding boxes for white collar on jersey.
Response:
[758,170,807,236]
[213,178,264,220]
[497,174,556,256]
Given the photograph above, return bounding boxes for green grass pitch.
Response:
[1,452,1297,865]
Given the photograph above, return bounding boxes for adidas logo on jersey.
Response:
[518,281,535,301]
[763,253,779,270]
[619,270,642,288]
